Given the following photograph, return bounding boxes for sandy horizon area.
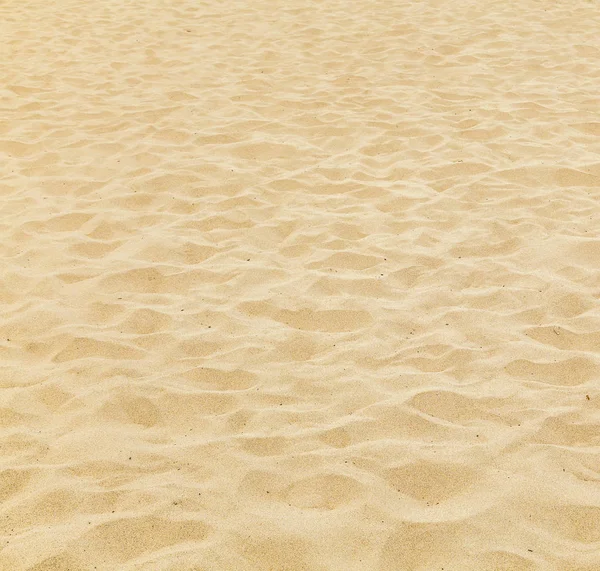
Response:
[2,0,600,569]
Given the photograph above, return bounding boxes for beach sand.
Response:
[2,0,600,569]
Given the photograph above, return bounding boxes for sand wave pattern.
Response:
[2,0,600,569]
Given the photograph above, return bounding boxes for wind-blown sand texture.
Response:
[2,0,600,569]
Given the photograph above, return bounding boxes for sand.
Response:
[2,0,600,569]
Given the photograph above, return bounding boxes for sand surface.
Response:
[2,0,600,569]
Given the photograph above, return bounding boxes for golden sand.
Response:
[2,0,600,569]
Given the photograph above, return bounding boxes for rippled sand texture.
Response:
[2,0,600,569]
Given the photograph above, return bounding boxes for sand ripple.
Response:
[2,0,600,569]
